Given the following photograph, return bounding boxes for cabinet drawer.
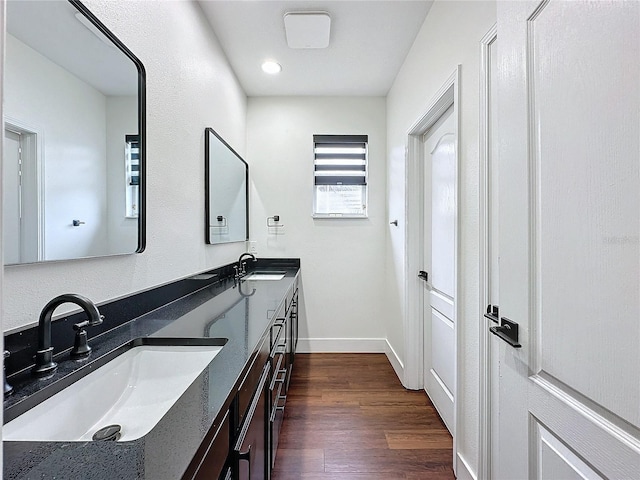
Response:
[235,364,269,480]
[191,411,230,480]
[270,375,286,420]
[270,352,286,393]
[237,336,269,426]
[285,286,294,314]
[270,318,285,353]
[269,368,286,469]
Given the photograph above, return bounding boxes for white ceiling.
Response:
[198,0,433,97]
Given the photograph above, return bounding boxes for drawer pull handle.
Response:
[237,445,251,477]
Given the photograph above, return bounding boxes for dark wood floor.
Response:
[272,354,455,480]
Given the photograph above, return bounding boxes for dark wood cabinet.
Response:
[194,412,230,480]
[238,336,270,428]
[183,411,231,480]
[285,294,297,392]
[268,318,287,470]
[234,364,269,480]
[184,275,300,480]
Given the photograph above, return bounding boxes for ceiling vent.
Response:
[284,12,331,49]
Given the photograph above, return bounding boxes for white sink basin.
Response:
[244,271,286,281]
[3,344,223,442]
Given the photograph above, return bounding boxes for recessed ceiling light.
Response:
[261,61,282,75]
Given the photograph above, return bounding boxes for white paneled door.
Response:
[494,1,640,478]
[423,106,456,434]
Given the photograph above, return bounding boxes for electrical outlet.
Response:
[248,241,258,255]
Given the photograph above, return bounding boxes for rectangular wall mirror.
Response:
[205,128,249,245]
[4,0,146,265]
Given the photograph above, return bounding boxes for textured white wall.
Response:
[1,0,6,461]
[246,97,387,345]
[4,0,247,332]
[6,33,108,260]
[385,0,496,475]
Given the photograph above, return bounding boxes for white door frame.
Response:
[478,24,498,480]
[4,116,45,262]
[404,65,461,471]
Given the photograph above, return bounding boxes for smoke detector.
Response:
[284,12,331,49]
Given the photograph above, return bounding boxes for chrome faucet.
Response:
[33,294,103,377]
[237,252,257,277]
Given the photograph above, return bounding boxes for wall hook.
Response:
[390,220,398,226]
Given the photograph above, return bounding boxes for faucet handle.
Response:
[71,323,92,359]
[70,315,103,359]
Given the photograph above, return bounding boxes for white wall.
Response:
[385,0,496,476]
[247,97,387,350]
[1,0,6,464]
[5,33,108,260]
[4,0,247,332]
[106,95,139,255]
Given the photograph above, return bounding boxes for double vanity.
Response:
[4,1,286,477]
[3,259,301,480]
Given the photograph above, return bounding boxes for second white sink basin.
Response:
[244,271,286,281]
[4,344,223,442]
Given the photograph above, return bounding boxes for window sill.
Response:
[312,214,368,219]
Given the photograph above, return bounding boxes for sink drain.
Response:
[92,424,121,441]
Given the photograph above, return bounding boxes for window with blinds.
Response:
[125,135,140,186]
[125,134,140,218]
[313,134,368,217]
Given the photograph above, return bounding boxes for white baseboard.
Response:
[297,338,386,353]
[456,452,477,480]
[384,339,404,382]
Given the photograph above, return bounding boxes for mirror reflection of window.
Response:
[3,0,145,265]
[125,135,139,218]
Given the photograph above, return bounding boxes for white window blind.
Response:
[313,135,368,217]
[125,134,139,218]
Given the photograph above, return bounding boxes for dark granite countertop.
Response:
[3,266,299,479]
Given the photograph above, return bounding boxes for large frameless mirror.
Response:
[4,0,146,265]
[205,128,249,245]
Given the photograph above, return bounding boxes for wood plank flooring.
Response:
[272,354,455,480]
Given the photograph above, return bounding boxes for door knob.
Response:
[418,271,428,281]
[484,304,499,323]
[489,317,521,348]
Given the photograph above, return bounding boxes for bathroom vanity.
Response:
[3,260,300,480]
[3,1,292,477]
